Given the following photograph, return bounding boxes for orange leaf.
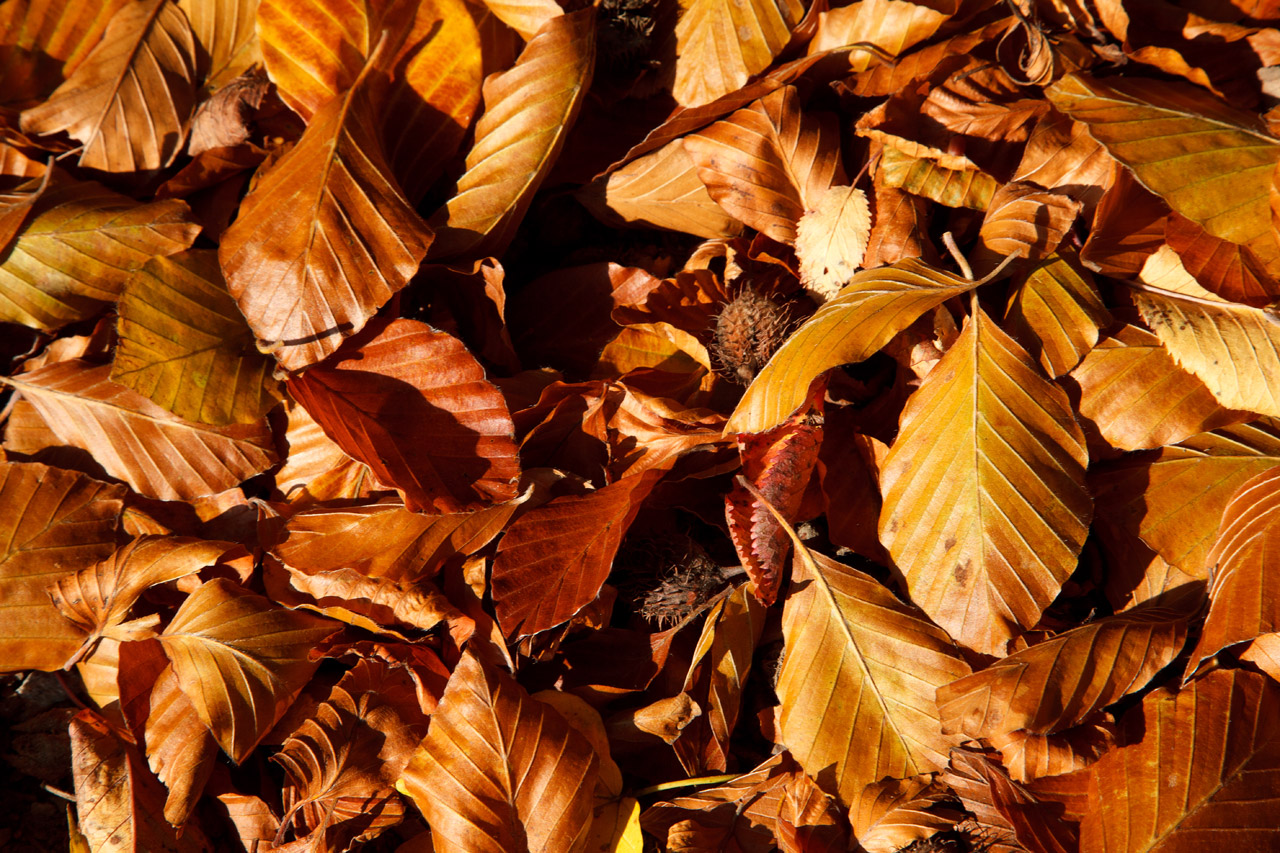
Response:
[0,461,124,673]
[158,578,340,763]
[492,468,663,637]
[287,318,520,513]
[398,650,600,853]
[673,0,803,107]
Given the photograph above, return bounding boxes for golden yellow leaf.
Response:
[673,0,802,107]
[876,142,998,211]
[879,308,1092,656]
[1003,253,1110,378]
[178,0,260,92]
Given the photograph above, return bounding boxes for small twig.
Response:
[43,784,75,802]
[943,232,974,281]
[633,774,741,797]
[53,671,90,712]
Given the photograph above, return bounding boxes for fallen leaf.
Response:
[673,0,803,107]
[795,184,871,300]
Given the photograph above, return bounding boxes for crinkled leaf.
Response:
[288,318,520,513]
[112,249,281,426]
[398,650,599,853]
[878,308,1092,655]
[4,360,277,501]
[851,776,961,853]
[0,461,124,673]
[158,578,339,763]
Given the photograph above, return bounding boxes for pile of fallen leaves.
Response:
[4,0,1280,850]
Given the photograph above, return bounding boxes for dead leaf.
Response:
[1003,252,1110,377]
[178,0,262,92]
[795,184,870,301]
[673,0,803,107]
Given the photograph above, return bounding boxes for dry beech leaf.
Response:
[1003,253,1110,378]
[795,184,871,301]
[937,584,1202,739]
[270,499,520,582]
[1189,466,1280,675]
[112,249,281,426]
[940,749,1037,853]
[274,401,382,505]
[979,182,1083,260]
[218,38,433,372]
[1047,73,1280,274]
[1012,110,1113,211]
[478,0,562,41]
[178,0,261,92]
[876,142,999,211]
[989,721,1116,784]
[878,308,1092,655]
[851,776,960,853]
[288,318,520,513]
[0,163,50,252]
[428,9,595,260]
[759,491,970,808]
[727,258,978,434]
[158,578,339,763]
[70,710,194,853]
[48,536,232,667]
[273,659,428,849]
[969,752,1079,853]
[1166,211,1280,305]
[398,649,600,853]
[683,86,846,246]
[1069,323,1247,451]
[673,0,803,107]
[674,583,765,774]
[0,461,124,673]
[727,410,823,606]
[19,0,198,172]
[1083,669,1280,851]
[809,0,952,70]
[492,468,664,637]
[1132,247,1280,418]
[3,360,277,501]
[582,139,744,239]
[0,179,199,332]
[0,0,135,103]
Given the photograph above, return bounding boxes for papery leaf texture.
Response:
[158,578,339,762]
[673,0,803,107]
[398,649,599,853]
[796,184,871,301]
[178,0,261,91]
[288,318,520,513]
[879,307,1092,655]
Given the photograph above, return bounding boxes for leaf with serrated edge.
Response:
[745,480,970,808]
[3,361,276,501]
[218,38,432,372]
[937,584,1201,739]
[684,86,846,246]
[0,180,199,332]
[879,307,1092,656]
[158,578,339,763]
[1132,246,1280,418]
[1083,669,1280,851]
[113,250,281,426]
[48,536,232,667]
[1047,73,1280,273]
[673,0,803,107]
[1003,253,1110,378]
[19,0,197,171]
[428,10,594,260]
[796,184,870,300]
[1189,466,1280,675]
[398,650,599,853]
[0,462,124,673]
[728,258,976,434]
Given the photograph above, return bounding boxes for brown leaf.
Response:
[0,0,135,105]
[274,401,383,505]
[1083,669,1280,851]
[875,142,998,211]
[428,10,595,260]
[218,38,433,371]
[673,0,803,107]
[158,578,340,763]
[0,461,124,672]
[288,318,520,513]
[879,308,1092,655]
[809,0,954,71]
[979,182,1082,260]
[0,178,199,332]
[48,536,232,667]
[19,0,198,171]
[1189,465,1280,674]
[684,86,846,245]
[4,360,277,501]
[937,584,1202,738]
[186,66,267,155]
[1003,252,1110,378]
[398,650,600,853]
[989,720,1115,783]
[179,0,262,92]
[1166,211,1280,305]
[851,776,961,853]
[492,468,663,637]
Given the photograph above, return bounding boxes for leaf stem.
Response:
[633,774,741,797]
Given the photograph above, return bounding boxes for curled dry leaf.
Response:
[218,37,433,371]
[989,721,1115,783]
[19,0,198,172]
[878,308,1092,656]
[851,775,962,853]
[727,258,978,434]
[979,182,1083,260]
[158,578,340,763]
[428,9,595,260]
[398,649,600,853]
[795,184,871,301]
[0,461,124,673]
[112,249,281,426]
[3,360,277,502]
[288,318,520,513]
